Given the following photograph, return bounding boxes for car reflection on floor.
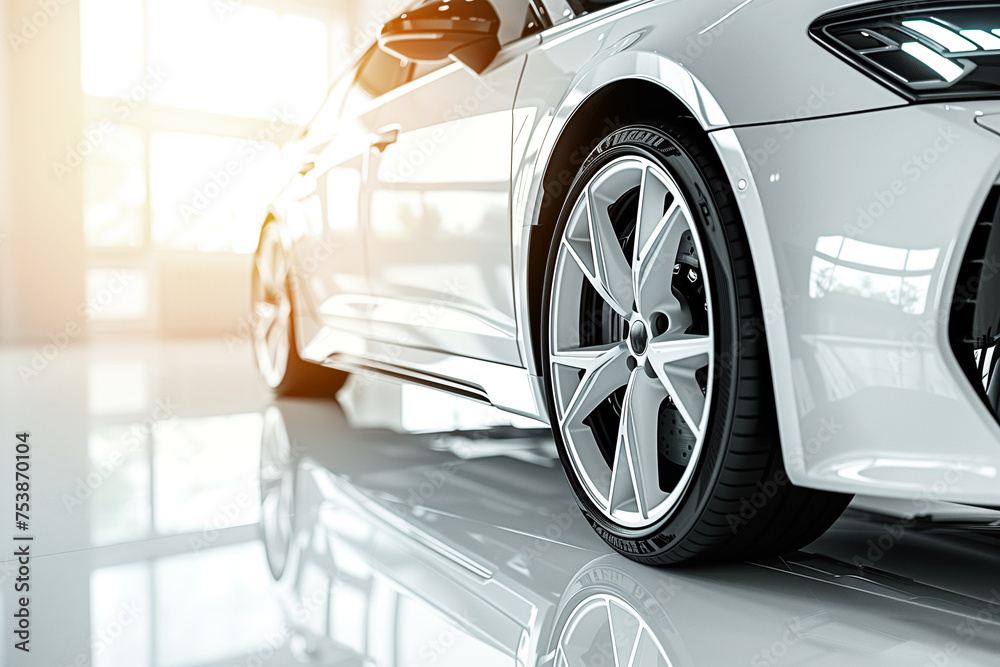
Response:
[262,379,1000,667]
[2,339,999,666]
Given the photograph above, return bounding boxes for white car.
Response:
[252,0,1000,564]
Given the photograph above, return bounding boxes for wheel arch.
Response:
[519,57,799,468]
[522,56,731,379]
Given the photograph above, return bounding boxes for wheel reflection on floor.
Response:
[258,379,1000,666]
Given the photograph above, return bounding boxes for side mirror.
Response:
[378,0,502,74]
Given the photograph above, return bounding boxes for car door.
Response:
[287,47,411,361]
[362,0,545,368]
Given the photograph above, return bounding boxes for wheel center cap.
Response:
[629,319,648,356]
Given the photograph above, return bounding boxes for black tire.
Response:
[275,291,347,398]
[252,224,348,398]
[541,122,851,565]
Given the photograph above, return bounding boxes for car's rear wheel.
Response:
[252,224,347,397]
[542,123,851,564]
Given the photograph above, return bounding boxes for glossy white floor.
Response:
[1,339,1000,666]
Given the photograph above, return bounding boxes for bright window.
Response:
[79,0,348,327]
[80,0,145,98]
[84,124,146,249]
[150,131,280,253]
[147,0,328,120]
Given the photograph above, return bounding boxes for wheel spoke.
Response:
[552,343,631,427]
[254,301,277,336]
[626,629,644,667]
[646,335,711,437]
[260,236,287,289]
[634,165,672,261]
[270,240,286,282]
[587,184,634,317]
[606,600,622,667]
[634,200,690,322]
[610,371,668,519]
[254,252,273,288]
[561,175,635,319]
[259,295,289,371]
[265,323,281,366]
[608,599,642,667]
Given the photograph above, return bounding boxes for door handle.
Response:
[369,125,400,152]
[298,161,316,176]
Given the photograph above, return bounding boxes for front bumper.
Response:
[717,100,1000,504]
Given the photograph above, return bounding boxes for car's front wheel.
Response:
[542,123,850,564]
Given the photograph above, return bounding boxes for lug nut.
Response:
[653,312,669,336]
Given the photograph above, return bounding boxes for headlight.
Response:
[811,2,1000,101]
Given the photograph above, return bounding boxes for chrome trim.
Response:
[325,353,491,401]
[323,350,549,422]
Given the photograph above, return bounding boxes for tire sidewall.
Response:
[541,124,742,560]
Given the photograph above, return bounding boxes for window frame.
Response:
[79,0,349,332]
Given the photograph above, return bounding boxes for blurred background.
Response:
[0,0,397,343]
[0,5,423,663]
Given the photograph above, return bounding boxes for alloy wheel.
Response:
[549,156,714,530]
[252,227,292,389]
